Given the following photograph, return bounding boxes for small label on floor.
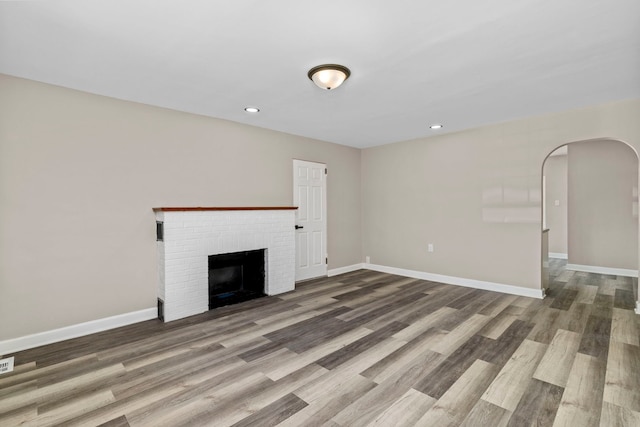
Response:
[0,356,15,374]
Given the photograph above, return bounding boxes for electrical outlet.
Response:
[428,243,434,252]
[365,256,371,264]
[0,356,14,374]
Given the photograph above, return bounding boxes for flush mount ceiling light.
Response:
[308,64,351,90]
[430,124,443,129]
[244,107,260,113]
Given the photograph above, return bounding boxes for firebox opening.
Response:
[208,249,266,309]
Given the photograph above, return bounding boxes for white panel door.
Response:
[293,159,327,281]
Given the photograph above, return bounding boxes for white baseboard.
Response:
[565,264,638,278]
[364,263,544,299]
[549,253,568,260]
[328,263,365,277]
[0,308,157,356]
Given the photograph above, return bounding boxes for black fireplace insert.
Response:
[208,249,266,309]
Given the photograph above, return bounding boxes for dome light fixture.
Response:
[244,107,260,113]
[430,124,443,130]
[308,64,351,90]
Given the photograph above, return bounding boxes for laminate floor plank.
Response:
[112,351,248,401]
[336,288,426,321]
[361,328,443,383]
[98,415,131,427]
[554,301,592,334]
[598,279,619,296]
[415,359,500,427]
[219,308,319,347]
[591,294,614,319]
[447,288,487,309]
[482,339,547,411]
[477,294,518,317]
[575,284,599,305]
[391,306,457,342]
[610,307,640,346]
[613,288,636,310]
[397,278,445,293]
[413,334,495,399]
[0,405,38,427]
[122,350,282,426]
[480,319,535,367]
[330,349,441,427]
[527,306,563,344]
[184,363,327,427]
[135,372,274,427]
[477,311,519,340]
[460,399,512,427]
[0,354,97,389]
[392,290,470,326]
[315,321,407,370]
[3,261,636,426]
[341,292,429,329]
[425,313,492,355]
[599,401,640,427]
[362,291,449,330]
[33,389,117,427]
[365,388,436,427]
[549,288,578,310]
[292,338,404,404]
[507,378,564,427]
[553,353,606,427]
[229,393,308,427]
[278,374,376,427]
[457,290,508,315]
[533,328,581,387]
[603,341,640,413]
[262,327,372,381]
[0,379,36,400]
[0,363,125,414]
[578,315,612,360]
[555,269,575,283]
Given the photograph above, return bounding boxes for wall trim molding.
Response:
[0,308,157,356]
[328,263,364,277]
[565,263,638,278]
[364,263,544,299]
[549,252,568,260]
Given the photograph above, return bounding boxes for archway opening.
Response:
[541,138,639,314]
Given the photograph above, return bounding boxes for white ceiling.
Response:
[1,1,639,148]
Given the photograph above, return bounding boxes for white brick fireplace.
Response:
[154,207,297,322]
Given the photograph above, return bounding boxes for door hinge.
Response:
[326,257,328,264]
[325,168,327,175]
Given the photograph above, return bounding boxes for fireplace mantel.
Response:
[153,206,298,212]
[155,207,296,322]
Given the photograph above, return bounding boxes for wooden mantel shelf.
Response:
[153,207,298,212]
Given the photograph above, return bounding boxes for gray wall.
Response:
[0,74,362,340]
[568,140,638,269]
[362,100,640,290]
[1,72,639,342]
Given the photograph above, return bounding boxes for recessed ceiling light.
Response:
[430,124,443,129]
[244,107,260,113]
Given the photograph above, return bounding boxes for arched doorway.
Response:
[541,138,639,314]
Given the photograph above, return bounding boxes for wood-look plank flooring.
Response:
[1,259,639,426]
